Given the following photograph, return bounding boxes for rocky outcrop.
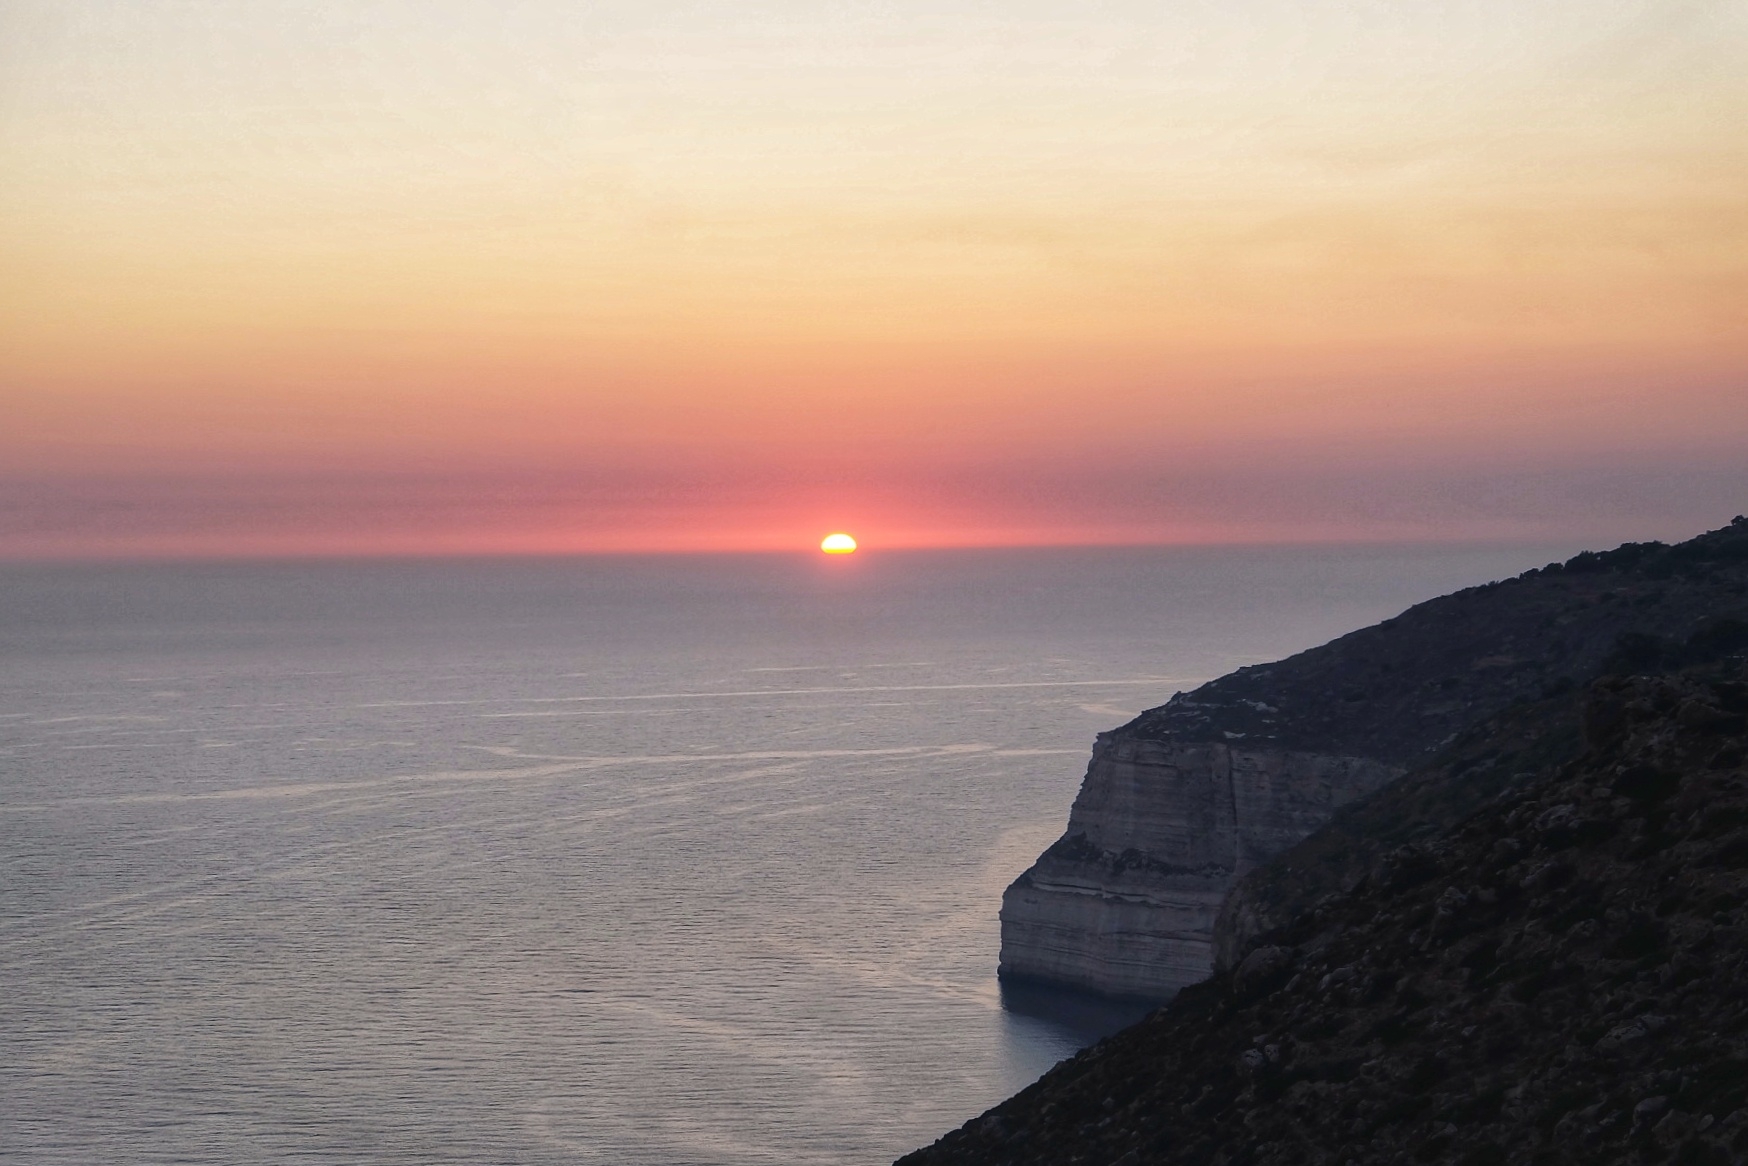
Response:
[1209,692,1588,971]
[999,737,1399,998]
[1000,518,1748,1000]
[903,661,1748,1166]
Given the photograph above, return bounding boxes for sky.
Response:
[1,0,1745,557]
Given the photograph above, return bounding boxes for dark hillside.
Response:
[1127,518,1748,764]
[903,661,1748,1166]
[1212,690,1585,967]
[1215,528,1748,962]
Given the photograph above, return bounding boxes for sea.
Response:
[0,543,1577,1165]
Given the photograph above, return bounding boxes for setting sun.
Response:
[820,533,857,554]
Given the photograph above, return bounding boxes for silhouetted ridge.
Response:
[1124,518,1748,762]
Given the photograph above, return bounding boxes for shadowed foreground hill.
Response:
[902,661,1748,1165]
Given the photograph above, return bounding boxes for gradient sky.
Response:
[2,0,1745,556]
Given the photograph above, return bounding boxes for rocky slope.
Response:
[904,658,1748,1166]
[1001,519,1748,999]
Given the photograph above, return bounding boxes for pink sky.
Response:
[2,1,1744,556]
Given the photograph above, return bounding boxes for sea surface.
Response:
[0,543,1578,1165]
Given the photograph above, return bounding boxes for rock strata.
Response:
[1001,518,1748,999]
[903,659,1748,1166]
[1000,737,1398,998]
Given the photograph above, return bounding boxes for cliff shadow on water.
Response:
[999,978,1157,1052]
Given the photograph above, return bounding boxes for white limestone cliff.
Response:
[998,733,1399,999]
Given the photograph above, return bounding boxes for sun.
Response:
[820,532,857,554]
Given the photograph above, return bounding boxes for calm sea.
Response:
[0,544,1575,1165]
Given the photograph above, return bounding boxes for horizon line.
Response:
[0,530,1613,569]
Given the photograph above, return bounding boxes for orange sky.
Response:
[1,0,1745,557]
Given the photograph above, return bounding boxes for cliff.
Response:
[904,657,1748,1166]
[1000,739,1398,997]
[1001,518,1748,999]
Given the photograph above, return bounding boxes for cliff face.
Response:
[903,662,1748,1166]
[1000,737,1399,998]
[1001,519,1748,1000]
